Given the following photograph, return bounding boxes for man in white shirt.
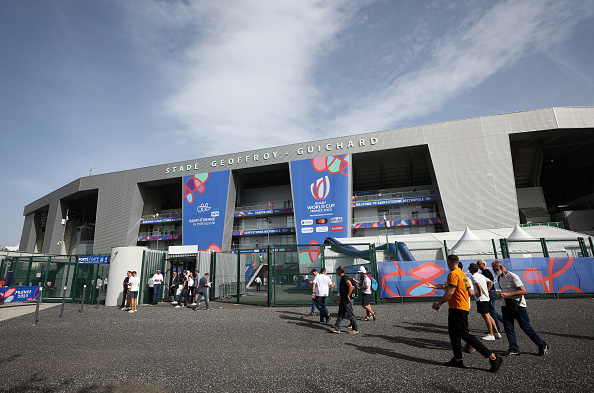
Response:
[492,260,550,357]
[128,271,141,313]
[151,269,163,305]
[468,263,501,340]
[312,268,335,324]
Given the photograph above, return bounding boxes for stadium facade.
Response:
[19,107,594,257]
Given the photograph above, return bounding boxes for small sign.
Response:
[77,255,110,265]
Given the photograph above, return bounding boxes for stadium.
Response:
[2,107,593,307]
[18,106,594,256]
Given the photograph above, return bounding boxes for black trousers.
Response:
[448,308,492,359]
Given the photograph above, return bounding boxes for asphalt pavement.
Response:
[1,297,592,392]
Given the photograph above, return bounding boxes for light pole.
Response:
[383,213,391,260]
[265,216,272,248]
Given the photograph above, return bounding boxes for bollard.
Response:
[59,286,67,318]
[33,288,42,326]
[79,285,86,313]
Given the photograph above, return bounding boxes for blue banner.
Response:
[77,255,110,264]
[0,286,41,303]
[140,217,183,224]
[234,208,292,217]
[183,171,230,252]
[377,257,594,299]
[290,154,350,264]
[232,228,295,236]
[352,195,436,207]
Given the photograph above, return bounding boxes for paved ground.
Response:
[1,297,593,393]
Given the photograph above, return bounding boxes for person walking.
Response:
[329,266,359,334]
[170,270,181,304]
[175,271,189,308]
[431,255,503,372]
[468,263,501,340]
[194,273,212,311]
[492,260,551,356]
[121,271,131,310]
[477,259,503,331]
[312,268,335,324]
[254,276,262,292]
[357,267,376,321]
[128,271,140,313]
[152,269,163,305]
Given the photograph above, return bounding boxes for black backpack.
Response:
[349,277,359,299]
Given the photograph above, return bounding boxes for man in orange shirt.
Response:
[432,255,503,372]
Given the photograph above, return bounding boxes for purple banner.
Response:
[0,286,41,303]
[378,257,594,298]
[290,154,350,264]
[353,218,442,228]
[182,171,230,252]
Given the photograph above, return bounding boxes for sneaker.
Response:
[347,329,359,334]
[190,303,196,306]
[133,310,137,312]
[206,307,212,310]
[495,333,502,339]
[489,355,503,373]
[306,314,315,317]
[194,308,200,311]
[505,349,521,357]
[175,305,181,308]
[128,310,134,313]
[443,358,466,368]
[172,301,178,305]
[538,344,551,356]
[121,307,127,311]
[462,343,476,353]
[329,327,340,334]
[481,334,496,341]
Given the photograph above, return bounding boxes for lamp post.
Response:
[265,216,272,248]
[383,213,391,260]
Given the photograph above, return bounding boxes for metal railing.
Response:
[353,189,435,202]
[235,201,293,212]
[138,230,182,238]
[353,212,439,224]
[141,212,182,220]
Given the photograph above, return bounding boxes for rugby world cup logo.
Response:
[311,176,330,201]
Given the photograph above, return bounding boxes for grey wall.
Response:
[20,107,594,255]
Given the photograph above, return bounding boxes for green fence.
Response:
[0,253,109,304]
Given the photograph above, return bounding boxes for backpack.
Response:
[348,277,359,299]
[370,276,378,291]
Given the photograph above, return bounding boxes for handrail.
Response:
[353,212,439,224]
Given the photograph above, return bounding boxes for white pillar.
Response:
[105,246,147,307]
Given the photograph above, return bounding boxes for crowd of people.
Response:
[120,269,212,312]
[304,256,549,374]
[118,254,551,373]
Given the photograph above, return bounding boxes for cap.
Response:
[310,269,318,274]
[358,266,367,273]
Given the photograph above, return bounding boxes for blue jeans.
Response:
[153,284,161,304]
[502,306,547,353]
[314,296,329,322]
[310,298,316,315]
[178,288,188,306]
[334,299,358,331]
[488,290,503,329]
[195,292,210,310]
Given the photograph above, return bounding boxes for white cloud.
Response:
[329,0,594,135]
[151,1,367,156]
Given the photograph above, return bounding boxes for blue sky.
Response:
[1,0,593,248]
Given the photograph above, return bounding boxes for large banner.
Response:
[290,154,350,264]
[182,171,230,252]
[0,286,41,303]
[378,257,594,298]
